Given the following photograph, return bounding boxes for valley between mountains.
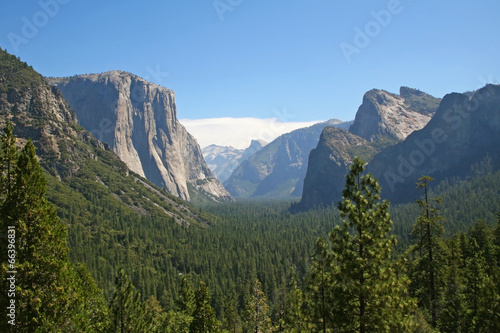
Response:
[1,47,499,332]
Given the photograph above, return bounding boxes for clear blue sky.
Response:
[1,0,499,123]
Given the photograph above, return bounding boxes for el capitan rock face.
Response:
[48,71,231,202]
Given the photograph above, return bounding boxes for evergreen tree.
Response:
[243,279,273,333]
[462,239,499,332]
[439,237,466,333]
[221,293,241,333]
[305,238,332,332]
[0,138,76,331]
[330,157,415,332]
[280,277,306,332]
[0,122,17,200]
[409,176,444,328]
[160,310,192,333]
[189,281,220,333]
[178,276,196,317]
[71,263,111,332]
[110,268,150,333]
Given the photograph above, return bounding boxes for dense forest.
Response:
[1,122,499,331]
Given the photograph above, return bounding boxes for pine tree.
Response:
[462,238,499,332]
[0,122,17,200]
[439,237,466,333]
[178,276,196,317]
[280,277,306,332]
[0,139,76,331]
[110,268,150,333]
[305,238,332,332]
[189,281,220,333]
[243,279,273,333]
[71,263,111,332]
[409,176,444,328]
[330,157,415,332]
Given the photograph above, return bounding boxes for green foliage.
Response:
[408,176,445,327]
[330,157,415,332]
[0,126,108,332]
[304,238,333,332]
[190,281,220,332]
[110,268,153,333]
[243,279,273,333]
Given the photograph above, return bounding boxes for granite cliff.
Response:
[295,127,377,210]
[349,87,440,141]
[48,71,231,202]
[298,85,500,210]
[0,48,211,225]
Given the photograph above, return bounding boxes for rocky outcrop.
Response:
[224,119,351,198]
[367,84,500,203]
[294,127,377,210]
[202,140,266,183]
[349,88,440,142]
[48,71,231,202]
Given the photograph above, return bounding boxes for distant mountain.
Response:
[367,84,500,203]
[202,139,267,183]
[297,85,500,210]
[349,87,440,142]
[224,119,352,199]
[48,71,231,202]
[297,87,441,210]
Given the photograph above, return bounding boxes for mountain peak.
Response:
[349,88,439,142]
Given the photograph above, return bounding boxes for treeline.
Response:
[2,123,500,331]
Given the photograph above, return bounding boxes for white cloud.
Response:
[179,117,323,149]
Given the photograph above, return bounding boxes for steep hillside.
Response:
[48,72,231,202]
[224,119,351,198]
[203,139,266,182]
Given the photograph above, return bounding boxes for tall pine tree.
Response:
[189,281,220,333]
[0,135,77,331]
[330,157,415,332]
[243,279,273,333]
[408,176,444,328]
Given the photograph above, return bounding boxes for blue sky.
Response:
[1,0,499,147]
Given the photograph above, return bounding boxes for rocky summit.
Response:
[48,71,231,202]
[349,87,440,142]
